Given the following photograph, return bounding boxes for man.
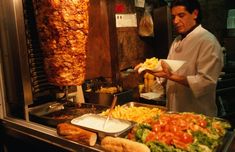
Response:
[142,0,223,116]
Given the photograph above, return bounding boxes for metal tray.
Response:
[216,130,235,152]
[84,89,134,106]
[122,101,167,111]
[71,113,136,138]
[28,102,109,127]
[161,111,234,152]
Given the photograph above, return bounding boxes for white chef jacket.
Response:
[166,25,223,116]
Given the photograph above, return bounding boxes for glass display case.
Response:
[0,0,235,151]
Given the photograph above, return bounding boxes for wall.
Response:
[200,0,235,44]
[86,0,113,80]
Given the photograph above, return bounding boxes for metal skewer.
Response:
[103,95,118,129]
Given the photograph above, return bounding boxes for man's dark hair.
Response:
[170,0,202,23]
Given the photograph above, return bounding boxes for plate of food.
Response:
[127,112,232,152]
[137,57,185,73]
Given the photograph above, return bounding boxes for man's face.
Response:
[171,6,198,34]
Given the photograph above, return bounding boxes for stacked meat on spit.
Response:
[33,0,89,86]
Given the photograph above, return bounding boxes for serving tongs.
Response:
[103,95,118,129]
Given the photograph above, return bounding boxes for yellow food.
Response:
[96,87,118,94]
[101,136,150,152]
[100,105,165,123]
[142,57,158,69]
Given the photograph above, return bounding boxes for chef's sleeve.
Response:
[187,39,223,98]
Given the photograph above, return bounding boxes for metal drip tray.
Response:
[28,101,109,127]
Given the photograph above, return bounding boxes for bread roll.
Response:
[101,136,150,152]
[57,123,97,146]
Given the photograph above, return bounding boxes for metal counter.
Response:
[1,111,235,152]
[0,117,104,152]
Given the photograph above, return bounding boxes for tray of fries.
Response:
[100,102,166,124]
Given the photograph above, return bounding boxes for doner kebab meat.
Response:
[33,0,89,86]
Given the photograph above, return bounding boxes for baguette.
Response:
[57,123,97,146]
[101,136,150,152]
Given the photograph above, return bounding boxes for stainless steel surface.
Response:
[0,0,33,106]
[29,102,64,116]
[218,130,235,152]
[1,117,104,152]
[71,113,135,138]
[28,102,109,127]
[122,101,167,110]
[84,89,133,106]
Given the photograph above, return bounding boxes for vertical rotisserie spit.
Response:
[33,0,89,86]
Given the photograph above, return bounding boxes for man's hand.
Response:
[147,60,189,87]
[134,63,143,71]
[161,60,172,78]
[146,60,172,79]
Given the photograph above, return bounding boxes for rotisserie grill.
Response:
[29,102,108,127]
[33,0,89,86]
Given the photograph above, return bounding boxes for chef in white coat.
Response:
[144,0,223,116]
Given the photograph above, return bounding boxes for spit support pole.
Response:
[75,85,85,103]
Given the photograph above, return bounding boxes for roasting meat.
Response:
[33,0,89,86]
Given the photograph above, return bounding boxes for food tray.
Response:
[122,101,167,111]
[71,113,135,138]
[161,111,234,152]
[216,130,235,152]
[84,89,134,106]
[28,102,109,127]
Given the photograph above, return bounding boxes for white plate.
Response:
[140,92,162,100]
[138,59,185,73]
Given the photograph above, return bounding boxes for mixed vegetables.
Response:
[127,112,231,152]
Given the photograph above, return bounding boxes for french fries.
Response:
[100,105,164,123]
[142,57,158,69]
